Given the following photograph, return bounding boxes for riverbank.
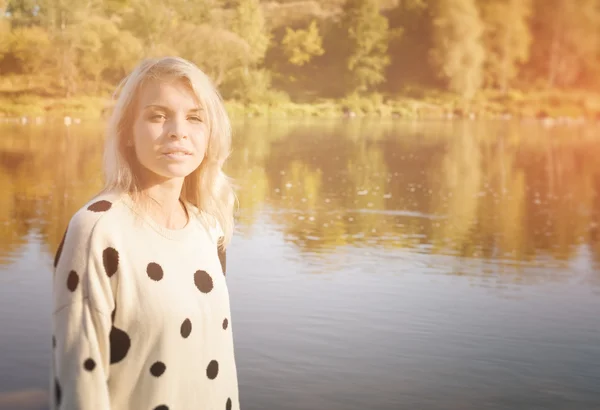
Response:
[1,89,599,121]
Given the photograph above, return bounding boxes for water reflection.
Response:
[233,120,600,273]
[0,124,105,265]
[1,120,599,283]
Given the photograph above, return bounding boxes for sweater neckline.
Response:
[120,192,197,241]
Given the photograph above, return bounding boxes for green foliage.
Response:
[222,68,291,105]
[281,20,324,66]
[5,0,41,27]
[0,0,599,115]
[430,0,485,100]
[122,0,178,55]
[386,0,432,91]
[0,94,107,117]
[342,0,393,93]
[102,28,144,83]
[340,91,394,115]
[230,0,271,65]
[527,0,600,88]
[478,0,532,91]
[0,19,9,59]
[8,25,50,74]
[172,24,250,86]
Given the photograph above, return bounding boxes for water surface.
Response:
[1,119,599,409]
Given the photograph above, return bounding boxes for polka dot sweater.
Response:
[50,191,239,410]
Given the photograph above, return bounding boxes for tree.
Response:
[102,28,144,83]
[34,0,103,31]
[430,0,485,100]
[230,0,270,66]
[75,16,143,92]
[0,14,10,61]
[172,24,251,86]
[478,0,532,92]
[281,20,324,66]
[122,0,179,57]
[528,0,600,88]
[29,0,105,96]
[170,0,212,25]
[341,0,392,93]
[9,25,51,75]
[223,0,275,102]
[386,0,425,88]
[5,0,42,27]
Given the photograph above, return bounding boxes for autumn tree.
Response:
[230,0,270,66]
[75,17,143,93]
[225,0,274,102]
[8,25,51,77]
[341,0,392,93]
[386,0,431,91]
[430,0,485,100]
[0,10,10,62]
[122,0,178,57]
[528,0,600,88]
[2,0,600,105]
[281,20,324,66]
[173,24,251,86]
[478,0,532,92]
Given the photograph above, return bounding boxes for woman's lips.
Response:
[161,149,192,160]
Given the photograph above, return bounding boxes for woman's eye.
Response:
[150,114,166,121]
[189,116,203,122]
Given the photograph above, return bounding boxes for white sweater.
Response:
[50,191,239,410]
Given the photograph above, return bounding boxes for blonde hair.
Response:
[102,56,236,247]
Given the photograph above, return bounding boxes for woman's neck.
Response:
[136,179,189,230]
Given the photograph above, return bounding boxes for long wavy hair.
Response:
[102,56,236,247]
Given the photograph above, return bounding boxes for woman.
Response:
[51,56,239,410]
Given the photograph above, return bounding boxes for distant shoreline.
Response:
[1,90,599,122]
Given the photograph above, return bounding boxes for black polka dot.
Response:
[153,406,169,410]
[222,318,229,330]
[55,378,61,406]
[109,326,130,364]
[54,228,67,268]
[87,200,112,212]
[147,262,164,281]
[206,360,219,379]
[181,319,192,338]
[226,397,232,410]
[103,247,119,277]
[194,270,213,293]
[150,361,166,377]
[66,270,79,292]
[83,358,96,371]
[217,238,226,276]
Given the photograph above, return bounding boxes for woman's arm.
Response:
[218,235,226,276]
[51,210,116,409]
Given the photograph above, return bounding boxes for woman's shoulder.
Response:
[66,191,127,239]
[185,204,224,244]
[54,191,127,270]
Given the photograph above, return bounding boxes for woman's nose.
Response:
[167,119,187,140]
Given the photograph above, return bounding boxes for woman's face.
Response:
[131,78,208,184]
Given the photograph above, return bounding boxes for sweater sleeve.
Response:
[50,210,116,410]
